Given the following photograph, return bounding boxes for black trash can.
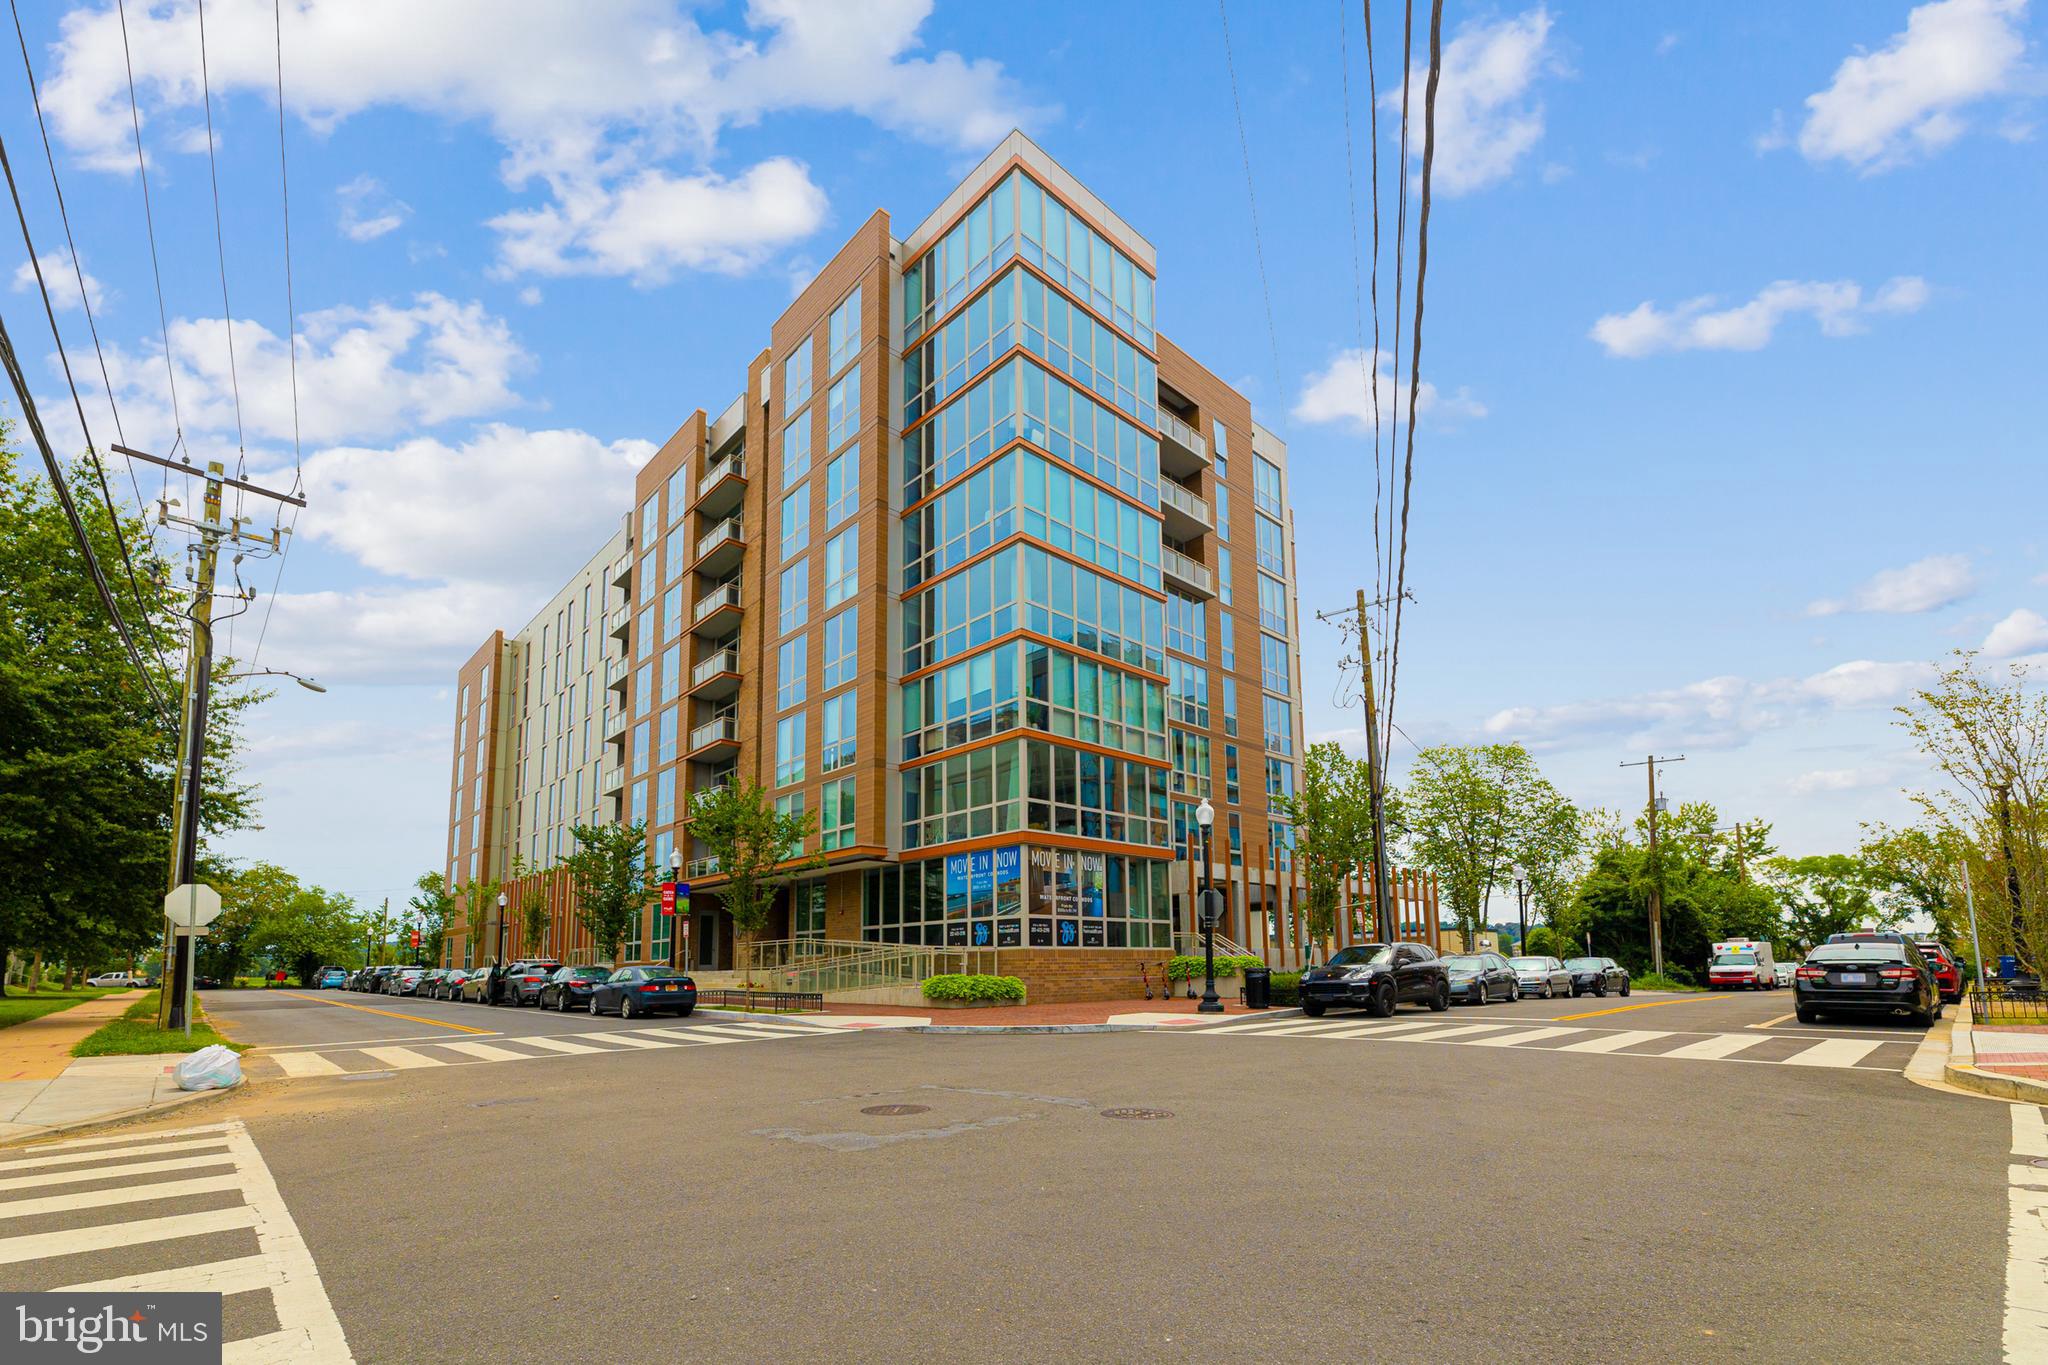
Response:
[1243,966,1272,1010]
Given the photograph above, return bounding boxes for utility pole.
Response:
[1353,590,1397,941]
[119,446,303,1031]
[1620,754,1685,977]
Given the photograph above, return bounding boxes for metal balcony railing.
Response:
[740,938,1002,994]
[689,715,738,751]
[694,582,741,622]
[1158,479,1210,527]
[692,648,738,686]
[697,516,744,558]
[1157,410,1208,461]
[1161,545,1213,594]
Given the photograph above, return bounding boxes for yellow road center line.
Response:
[1750,1012,1797,1030]
[1555,995,1735,1022]
[273,992,493,1035]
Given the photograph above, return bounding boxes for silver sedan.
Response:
[1508,956,1573,999]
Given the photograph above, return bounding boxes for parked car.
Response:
[588,966,697,1019]
[86,971,142,987]
[501,960,566,1007]
[1298,943,1451,1017]
[1508,955,1573,999]
[432,969,470,1001]
[1444,952,1519,1005]
[316,967,348,989]
[1911,939,1964,1003]
[363,965,403,993]
[415,968,450,997]
[389,968,428,996]
[194,975,222,990]
[1773,962,1795,988]
[1794,941,1941,1026]
[538,965,615,1013]
[460,968,499,1004]
[1563,957,1630,997]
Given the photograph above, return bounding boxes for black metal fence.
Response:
[1967,980,2048,1023]
[698,988,825,1013]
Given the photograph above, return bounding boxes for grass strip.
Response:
[71,991,248,1057]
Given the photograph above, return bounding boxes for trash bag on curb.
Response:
[174,1044,242,1091]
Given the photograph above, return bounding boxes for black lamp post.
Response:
[667,848,684,970]
[495,890,509,961]
[1197,797,1222,1014]
[1512,864,1528,958]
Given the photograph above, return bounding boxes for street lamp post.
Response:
[494,890,510,1007]
[495,891,509,961]
[668,848,684,971]
[1511,864,1528,958]
[1196,797,1222,1014]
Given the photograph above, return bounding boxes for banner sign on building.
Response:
[945,853,970,919]
[1028,918,1053,946]
[997,920,1022,947]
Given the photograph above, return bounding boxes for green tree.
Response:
[1510,785,1584,929]
[1860,821,1974,956]
[1522,924,1571,958]
[408,872,457,967]
[460,871,497,964]
[563,821,656,967]
[510,856,551,959]
[250,884,360,985]
[688,782,823,983]
[1402,744,1571,948]
[1274,742,1374,953]
[1770,853,1884,950]
[198,860,300,981]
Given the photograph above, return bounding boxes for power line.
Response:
[1379,0,1416,742]
[1362,0,1387,621]
[248,0,303,671]
[193,0,251,662]
[1216,0,1286,418]
[115,0,189,512]
[1335,1,1385,618]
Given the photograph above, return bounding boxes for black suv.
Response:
[500,960,565,1007]
[1299,942,1451,1017]
[1564,956,1631,997]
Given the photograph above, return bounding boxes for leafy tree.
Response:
[250,884,360,985]
[408,872,457,968]
[1769,853,1884,950]
[1522,924,1571,959]
[1402,744,1575,948]
[197,860,300,981]
[1860,820,1975,960]
[460,871,496,964]
[1510,786,1583,928]
[1275,742,1374,953]
[564,821,656,967]
[509,854,551,959]
[688,782,823,983]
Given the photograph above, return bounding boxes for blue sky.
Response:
[3,0,2042,913]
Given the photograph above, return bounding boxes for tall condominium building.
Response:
[442,133,1314,1001]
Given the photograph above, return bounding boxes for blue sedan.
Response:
[588,966,697,1020]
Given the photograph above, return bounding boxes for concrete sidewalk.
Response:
[0,990,232,1144]
[1941,1002,2048,1102]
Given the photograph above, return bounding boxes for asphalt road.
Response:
[16,985,2016,1363]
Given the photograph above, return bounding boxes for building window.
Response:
[1224,742,1242,805]
[826,363,860,451]
[658,709,677,765]
[1216,489,1230,543]
[784,340,813,411]
[1266,757,1295,800]
[821,690,857,773]
[824,446,858,528]
[1256,514,1285,574]
[775,713,806,787]
[1253,454,1282,516]
[1172,728,1212,799]
[633,720,650,775]
[664,533,687,583]
[662,584,682,640]
[782,413,812,489]
[1221,676,1239,738]
[667,467,689,525]
[1214,423,1230,477]
[634,664,651,717]
[795,878,830,934]
[1165,591,1206,657]
[1263,696,1294,756]
[822,607,857,690]
[823,526,858,607]
[655,769,676,827]
[640,496,658,542]
[781,490,809,560]
[821,779,856,851]
[1219,546,1233,606]
[1257,574,1288,635]
[777,637,807,712]
[827,284,862,376]
[779,560,808,635]
[1220,614,1236,672]
[1260,633,1291,694]
[1166,656,1208,728]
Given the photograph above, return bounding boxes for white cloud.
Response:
[488,157,827,285]
[336,174,411,242]
[1806,553,1976,616]
[1292,347,1487,432]
[1481,657,1936,751]
[1590,275,1930,357]
[45,0,1050,281]
[1785,764,1903,797]
[1796,0,2029,172]
[13,248,106,312]
[1985,608,2048,657]
[87,293,526,448]
[295,423,654,588]
[1391,7,1558,195]
[249,582,540,685]
[517,286,543,307]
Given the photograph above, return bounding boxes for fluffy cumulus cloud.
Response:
[44,0,1050,281]
[1292,347,1486,431]
[12,248,106,313]
[1392,7,1559,195]
[1590,275,1929,357]
[336,174,411,242]
[1806,553,1977,617]
[1480,657,1936,752]
[1796,0,2030,171]
[1985,608,2048,657]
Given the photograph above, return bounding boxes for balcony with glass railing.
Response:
[1158,478,1210,539]
[607,603,632,639]
[1157,408,1208,478]
[688,712,739,759]
[1162,544,1214,598]
[689,645,741,701]
[695,451,747,520]
[693,515,746,577]
[691,580,742,634]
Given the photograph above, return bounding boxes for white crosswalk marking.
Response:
[1319,1020,1451,1039]
[0,1205,258,1265]
[3,1134,237,1171]
[256,1016,840,1078]
[58,1253,276,1296]
[360,1046,440,1070]
[273,1051,346,1078]
[438,1041,529,1063]
[2008,1107,2048,1359]
[1783,1039,1883,1068]
[1404,1023,1515,1043]
[0,1151,234,1193]
[1469,1026,1579,1048]
[583,1031,676,1049]
[1557,1030,1671,1054]
[1661,1033,1772,1061]
[0,1171,244,1221]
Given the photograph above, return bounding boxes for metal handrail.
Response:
[1157,410,1208,460]
[1158,479,1209,526]
[1161,546,1212,592]
[1174,932,1259,961]
[693,648,738,686]
[698,516,744,556]
[694,581,741,622]
[742,938,1000,993]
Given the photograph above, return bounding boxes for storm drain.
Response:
[1099,1107,1173,1121]
[860,1104,931,1116]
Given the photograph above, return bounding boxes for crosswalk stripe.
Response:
[516,1036,607,1055]
[1660,1033,1774,1061]
[0,1204,258,1265]
[2014,1105,2048,1160]
[0,1172,244,1221]
[0,1152,236,1194]
[1468,1026,1580,1048]
[1207,1016,1326,1034]
[1557,1029,1670,1054]
[359,1046,440,1070]
[273,1051,346,1078]
[438,1041,530,1063]
[10,1122,235,1153]
[1783,1038,1884,1068]
[1318,1020,1457,1039]
[0,1135,233,1172]
[697,1021,810,1037]
[583,1032,676,1050]
[56,1253,276,1297]
[1404,1024,1515,1043]
[223,1327,321,1364]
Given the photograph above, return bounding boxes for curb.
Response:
[900,1009,1302,1035]
[1943,1063,2048,1105]
[0,1082,239,1150]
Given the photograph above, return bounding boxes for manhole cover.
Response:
[860,1104,931,1116]
[1100,1107,1174,1121]
[472,1097,536,1109]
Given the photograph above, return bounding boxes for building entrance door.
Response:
[696,912,721,971]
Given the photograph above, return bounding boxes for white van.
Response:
[1708,939,1776,990]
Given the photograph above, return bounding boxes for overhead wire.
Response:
[1216,0,1286,419]
[1337,0,1386,623]
[1379,0,1415,753]
[115,0,190,512]
[248,0,302,672]
[193,0,251,660]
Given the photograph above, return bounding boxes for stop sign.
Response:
[164,882,222,928]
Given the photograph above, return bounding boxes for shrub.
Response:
[1630,972,1702,993]
[1165,954,1265,983]
[921,973,1027,1004]
[1267,971,1302,1007]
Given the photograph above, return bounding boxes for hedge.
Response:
[1267,971,1302,1007]
[921,973,1027,1004]
[1164,954,1265,983]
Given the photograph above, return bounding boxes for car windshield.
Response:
[1563,958,1601,971]
[1508,958,1549,970]
[1712,953,1756,965]
[1326,945,1393,968]
[1442,956,1482,970]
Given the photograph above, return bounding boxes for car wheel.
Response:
[1620,980,1631,997]
[619,994,637,1021]
[1507,983,1519,1003]
[558,992,572,1014]
[1302,999,1327,1018]
[676,1005,694,1018]
[1429,982,1450,1012]
[1369,983,1396,1019]
[1468,985,1484,1007]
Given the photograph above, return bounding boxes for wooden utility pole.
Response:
[1620,754,1685,976]
[1354,590,1396,942]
